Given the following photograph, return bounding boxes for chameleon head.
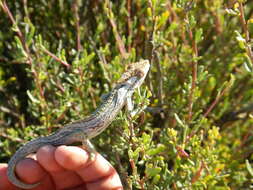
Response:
[118,60,150,88]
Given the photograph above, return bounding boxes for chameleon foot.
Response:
[82,139,97,162]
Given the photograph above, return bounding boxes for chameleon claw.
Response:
[88,151,97,161]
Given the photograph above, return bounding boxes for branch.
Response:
[186,14,198,122]
[72,0,82,51]
[238,2,253,64]
[41,47,70,68]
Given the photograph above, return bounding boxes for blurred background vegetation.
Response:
[0,0,253,189]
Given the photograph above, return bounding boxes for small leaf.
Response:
[243,61,252,72]
[152,174,161,184]
[195,28,203,43]
[246,160,253,177]
[227,74,235,88]
[174,113,185,127]
[145,164,162,177]
[128,147,141,163]
[235,31,246,49]
[147,144,166,156]
[189,14,196,28]
[27,90,40,104]
[225,8,239,16]
[168,22,178,33]
[157,11,170,28]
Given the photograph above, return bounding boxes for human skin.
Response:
[0,145,123,190]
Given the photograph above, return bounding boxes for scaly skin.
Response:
[7,60,150,189]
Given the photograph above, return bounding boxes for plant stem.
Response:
[187,14,198,122]
[238,2,253,64]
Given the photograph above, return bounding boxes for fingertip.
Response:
[16,158,46,184]
[76,153,118,183]
[55,146,89,171]
[86,170,123,190]
[37,145,63,172]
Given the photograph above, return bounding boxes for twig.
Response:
[88,36,108,65]
[186,82,232,143]
[191,161,205,184]
[22,0,30,19]
[154,51,164,105]
[0,133,24,143]
[238,2,253,64]
[186,13,198,122]
[167,1,179,22]
[109,18,128,59]
[127,0,132,51]
[88,36,111,90]
[238,2,250,43]
[72,0,82,51]
[106,1,128,59]
[41,47,70,68]
[144,0,158,95]
[203,85,230,118]
[0,106,20,119]
[0,57,29,64]
[115,153,131,189]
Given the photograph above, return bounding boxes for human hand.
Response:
[0,145,123,190]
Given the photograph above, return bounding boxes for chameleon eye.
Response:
[135,70,144,78]
[127,65,133,70]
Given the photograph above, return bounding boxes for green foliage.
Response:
[1,0,253,189]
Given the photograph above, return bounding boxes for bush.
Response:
[0,0,253,189]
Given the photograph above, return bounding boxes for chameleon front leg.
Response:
[82,139,97,161]
[71,130,97,161]
[126,89,146,117]
[126,96,138,117]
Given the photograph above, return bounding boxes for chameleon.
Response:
[7,60,150,189]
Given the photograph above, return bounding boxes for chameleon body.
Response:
[7,60,150,189]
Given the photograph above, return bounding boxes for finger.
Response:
[15,158,53,190]
[55,146,123,189]
[54,146,89,171]
[36,145,83,189]
[85,170,123,190]
[36,145,62,172]
[0,164,18,190]
[76,154,118,183]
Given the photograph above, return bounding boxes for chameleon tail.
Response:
[7,138,48,189]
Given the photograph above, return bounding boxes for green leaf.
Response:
[128,147,141,163]
[195,28,203,43]
[225,8,239,16]
[152,174,161,184]
[168,22,179,33]
[174,113,185,127]
[235,30,246,49]
[189,14,196,28]
[147,144,166,156]
[145,164,162,177]
[243,61,252,72]
[27,90,40,104]
[246,160,253,177]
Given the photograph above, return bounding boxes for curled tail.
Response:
[7,138,49,189]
